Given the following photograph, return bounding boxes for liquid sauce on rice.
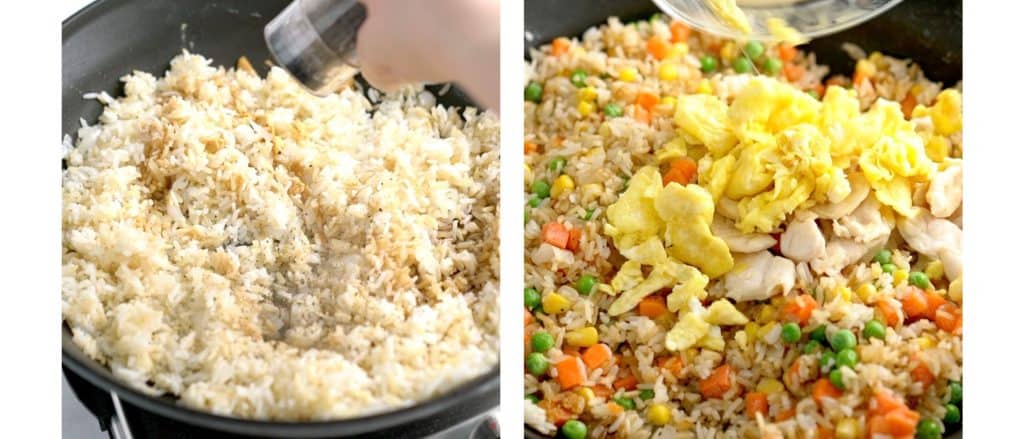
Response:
[62,52,499,420]
[524,16,961,439]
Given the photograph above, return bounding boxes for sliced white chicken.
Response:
[780,217,826,262]
[810,238,877,277]
[711,215,776,253]
[831,194,894,245]
[723,250,795,302]
[927,160,963,218]
[897,207,962,280]
[812,172,870,219]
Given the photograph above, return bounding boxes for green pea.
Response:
[863,320,886,340]
[524,209,530,225]
[781,322,801,344]
[639,389,655,400]
[649,13,664,23]
[836,348,859,369]
[762,57,783,76]
[807,89,820,100]
[548,156,567,173]
[699,55,718,73]
[873,249,893,265]
[612,396,636,410]
[525,287,541,310]
[570,69,588,88]
[732,56,754,73]
[948,381,962,404]
[830,329,857,351]
[829,368,846,390]
[604,103,624,117]
[820,350,837,372]
[809,325,828,344]
[532,180,551,199]
[581,208,595,221]
[882,263,897,274]
[531,331,555,353]
[915,419,941,439]
[943,403,960,424]
[909,271,930,289]
[577,274,598,295]
[525,81,543,103]
[803,339,822,354]
[561,420,588,439]
[525,393,540,404]
[526,352,549,376]
[528,195,543,208]
[743,41,765,60]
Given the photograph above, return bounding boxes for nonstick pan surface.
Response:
[62,1,497,437]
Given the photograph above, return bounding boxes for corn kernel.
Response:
[566,326,599,347]
[756,378,785,394]
[916,336,936,349]
[925,260,944,281]
[551,174,576,198]
[578,387,595,402]
[618,67,639,83]
[719,41,738,62]
[835,417,861,439]
[647,403,672,426]
[577,100,595,117]
[744,322,759,341]
[524,164,532,184]
[696,78,713,94]
[856,284,878,303]
[659,96,677,111]
[855,59,878,78]
[659,63,679,81]
[542,292,572,314]
[577,86,598,101]
[949,277,962,303]
[893,269,909,286]
[676,419,694,431]
[757,306,776,324]
[669,42,689,59]
[757,322,777,340]
[834,286,853,302]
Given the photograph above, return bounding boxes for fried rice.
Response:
[524,16,962,439]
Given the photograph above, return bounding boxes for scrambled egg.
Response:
[706,0,753,34]
[676,77,943,231]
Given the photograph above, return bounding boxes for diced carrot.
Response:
[775,407,796,422]
[524,141,538,154]
[923,291,948,320]
[782,294,818,325]
[581,343,614,369]
[783,63,805,82]
[656,355,685,376]
[662,158,698,187]
[869,389,906,416]
[630,105,652,125]
[853,71,869,87]
[613,374,638,390]
[555,356,586,389]
[814,83,826,97]
[817,426,834,439]
[635,91,659,111]
[883,407,920,436]
[551,37,570,56]
[785,361,804,387]
[592,384,613,398]
[877,300,901,327]
[525,308,533,327]
[911,362,935,387]
[901,287,929,319]
[524,333,531,356]
[541,222,570,249]
[670,21,691,43]
[646,36,672,60]
[565,227,582,252]
[698,364,732,399]
[811,378,842,405]
[935,303,962,334]
[638,295,669,319]
[606,401,624,415]
[745,392,769,419]
[825,76,845,87]
[901,93,917,119]
[777,44,798,62]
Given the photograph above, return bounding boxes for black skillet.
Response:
[524,0,961,437]
[62,1,497,437]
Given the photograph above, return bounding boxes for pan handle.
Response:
[108,391,135,439]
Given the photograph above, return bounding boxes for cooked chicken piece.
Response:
[809,238,875,276]
[723,250,795,302]
[897,207,962,280]
[780,217,826,262]
[812,172,870,219]
[927,160,963,218]
[831,194,894,245]
[711,215,776,253]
